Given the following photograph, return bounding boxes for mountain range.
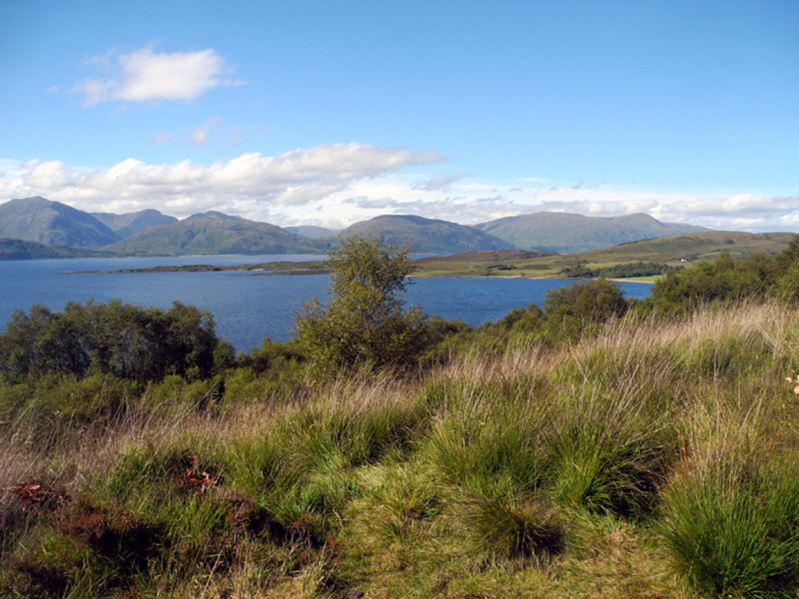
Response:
[0,197,121,248]
[104,211,327,256]
[0,196,710,259]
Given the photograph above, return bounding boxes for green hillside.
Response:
[104,211,329,256]
[0,237,111,260]
[414,231,798,277]
[475,212,706,253]
[0,197,121,248]
[341,214,513,253]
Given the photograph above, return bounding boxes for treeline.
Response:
[0,299,234,384]
[559,260,682,279]
[643,244,799,312]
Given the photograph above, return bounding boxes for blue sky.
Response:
[0,0,796,231]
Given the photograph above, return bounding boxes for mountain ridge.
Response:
[92,209,178,238]
[475,212,707,253]
[0,197,719,258]
[0,197,121,248]
[340,214,514,253]
[104,211,329,256]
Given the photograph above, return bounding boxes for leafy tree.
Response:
[294,237,427,371]
[0,299,230,383]
[492,302,544,337]
[775,236,799,273]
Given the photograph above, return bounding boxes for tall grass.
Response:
[660,421,799,597]
[1,301,798,597]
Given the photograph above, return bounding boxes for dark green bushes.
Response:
[540,278,631,343]
[0,299,234,383]
[641,238,799,314]
[560,260,680,279]
[426,277,632,352]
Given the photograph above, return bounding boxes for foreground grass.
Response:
[2,301,799,598]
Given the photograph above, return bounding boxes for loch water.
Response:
[0,255,652,352]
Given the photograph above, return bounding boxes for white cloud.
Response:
[531,198,660,217]
[153,131,174,146]
[1,150,796,232]
[4,143,442,217]
[75,45,245,105]
[673,194,798,217]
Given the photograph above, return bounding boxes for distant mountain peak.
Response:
[187,211,246,221]
[474,211,708,253]
[92,208,177,239]
[0,196,121,249]
[340,214,513,253]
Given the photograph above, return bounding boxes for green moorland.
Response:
[2,237,799,598]
[414,230,798,278]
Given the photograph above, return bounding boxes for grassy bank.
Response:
[3,299,799,598]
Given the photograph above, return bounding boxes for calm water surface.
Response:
[0,255,652,351]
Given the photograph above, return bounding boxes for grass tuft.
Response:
[463,483,565,562]
[660,432,799,597]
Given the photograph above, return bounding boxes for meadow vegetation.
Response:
[1,238,799,598]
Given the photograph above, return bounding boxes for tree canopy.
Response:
[0,299,233,383]
[294,236,427,371]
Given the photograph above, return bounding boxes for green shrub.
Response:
[548,421,667,518]
[463,488,564,562]
[540,279,630,343]
[0,299,231,383]
[294,237,428,372]
[545,374,674,519]
[356,462,441,542]
[458,475,564,563]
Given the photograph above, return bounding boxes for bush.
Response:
[540,279,630,343]
[294,237,428,372]
[640,241,799,313]
[0,299,230,383]
[463,488,564,561]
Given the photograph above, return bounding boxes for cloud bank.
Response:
[0,148,795,232]
[75,45,245,105]
[1,144,442,218]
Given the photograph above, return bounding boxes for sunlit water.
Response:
[0,255,651,352]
